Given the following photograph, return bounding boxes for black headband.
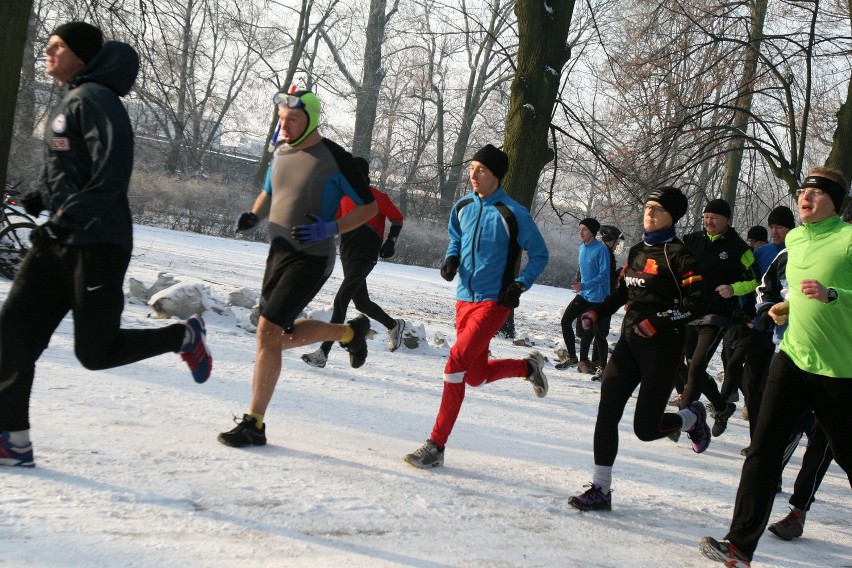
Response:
[801,175,846,196]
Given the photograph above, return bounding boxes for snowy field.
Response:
[2,224,850,567]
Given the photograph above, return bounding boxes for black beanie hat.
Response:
[646,186,688,223]
[579,217,601,235]
[767,206,795,229]
[52,22,104,65]
[704,198,732,218]
[747,225,768,242]
[471,144,509,181]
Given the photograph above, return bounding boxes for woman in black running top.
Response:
[568,186,710,512]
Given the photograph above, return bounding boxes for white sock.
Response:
[678,407,698,431]
[593,465,613,494]
[7,430,31,446]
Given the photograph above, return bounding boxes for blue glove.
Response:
[292,213,339,244]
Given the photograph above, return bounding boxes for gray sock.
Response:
[7,430,30,446]
[678,407,698,431]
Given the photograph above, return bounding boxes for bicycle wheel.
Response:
[0,222,36,280]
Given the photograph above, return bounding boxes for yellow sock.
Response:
[339,323,354,344]
[248,412,264,428]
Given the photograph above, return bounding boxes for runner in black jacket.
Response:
[568,186,709,512]
[0,23,210,468]
[676,199,757,439]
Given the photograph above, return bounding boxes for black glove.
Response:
[30,221,71,247]
[236,211,259,232]
[440,256,460,281]
[380,238,396,258]
[756,312,774,332]
[498,281,526,308]
[21,191,44,217]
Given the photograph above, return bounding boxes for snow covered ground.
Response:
[2,224,850,567]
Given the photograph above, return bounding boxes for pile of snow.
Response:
[1,225,849,567]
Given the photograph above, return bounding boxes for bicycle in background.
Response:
[0,182,39,280]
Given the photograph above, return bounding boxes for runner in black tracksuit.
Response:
[0,28,210,467]
[677,200,758,438]
[568,187,710,512]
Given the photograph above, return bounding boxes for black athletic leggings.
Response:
[594,330,686,467]
[560,296,589,359]
[0,243,186,431]
[679,324,726,410]
[319,234,395,355]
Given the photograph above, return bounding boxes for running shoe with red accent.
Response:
[699,536,750,567]
[180,314,212,383]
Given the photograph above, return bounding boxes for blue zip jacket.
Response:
[446,187,549,302]
[578,239,610,303]
[753,242,784,277]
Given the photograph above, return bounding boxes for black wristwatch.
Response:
[827,288,838,303]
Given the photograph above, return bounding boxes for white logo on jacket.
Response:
[52,114,67,133]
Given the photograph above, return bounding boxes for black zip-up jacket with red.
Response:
[590,238,704,337]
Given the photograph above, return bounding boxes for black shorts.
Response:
[260,237,334,332]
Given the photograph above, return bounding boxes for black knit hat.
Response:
[52,22,104,65]
[747,226,768,242]
[579,217,601,235]
[767,206,795,229]
[704,198,732,218]
[646,186,688,223]
[471,144,509,181]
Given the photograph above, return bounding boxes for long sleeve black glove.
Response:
[21,191,44,217]
[30,221,71,247]
[235,211,259,232]
[380,238,396,258]
[498,281,526,308]
[440,256,460,281]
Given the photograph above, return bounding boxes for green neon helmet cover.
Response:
[287,90,321,146]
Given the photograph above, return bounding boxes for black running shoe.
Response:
[568,483,612,511]
[710,401,736,437]
[340,314,370,368]
[218,414,267,447]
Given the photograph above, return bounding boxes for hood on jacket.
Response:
[69,41,139,96]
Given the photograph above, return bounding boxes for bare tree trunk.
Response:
[351,0,398,159]
[824,2,852,214]
[499,0,575,337]
[503,1,575,209]
[0,0,34,188]
[719,0,767,211]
